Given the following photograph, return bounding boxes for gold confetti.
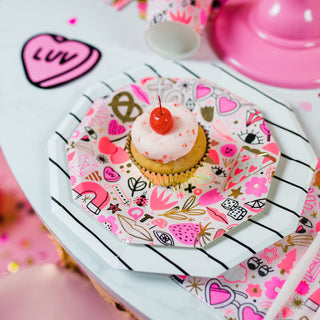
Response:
[7,261,19,273]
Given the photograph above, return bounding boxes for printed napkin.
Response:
[173,160,320,320]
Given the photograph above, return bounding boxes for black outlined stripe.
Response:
[110,135,128,143]
[197,248,229,270]
[266,199,300,218]
[223,234,256,254]
[69,112,81,123]
[174,61,200,78]
[273,175,309,194]
[281,153,315,172]
[49,157,70,179]
[264,119,309,143]
[82,94,94,103]
[144,63,162,77]
[101,81,114,92]
[55,131,68,143]
[170,275,185,284]
[211,63,293,112]
[51,196,133,270]
[145,245,190,275]
[123,72,135,83]
[248,219,284,239]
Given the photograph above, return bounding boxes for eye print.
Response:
[85,126,97,139]
[212,166,227,177]
[247,257,274,277]
[247,256,263,270]
[300,217,313,228]
[238,130,262,145]
[258,265,274,277]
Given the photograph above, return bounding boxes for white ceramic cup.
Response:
[145,0,213,59]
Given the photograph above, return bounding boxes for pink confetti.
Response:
[68,17,77,25]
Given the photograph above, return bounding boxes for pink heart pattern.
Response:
[103,166,120,182]
[108,119,126,135]
[110,147,129,164]
[194,83,213,100]
[238,304,265,320]
[217,96,239,115]
[205,279,235,308]
[22,33,101,88]
[98,137,117,155]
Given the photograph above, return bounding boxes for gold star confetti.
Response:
[228,187,243,199]
[311,211,319,218]
[185,277,205,295]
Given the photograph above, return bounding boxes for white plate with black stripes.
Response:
[48,60,318,277]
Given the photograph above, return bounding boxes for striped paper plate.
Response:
[48,60,317,277]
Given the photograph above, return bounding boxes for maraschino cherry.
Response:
[150,96,173,134]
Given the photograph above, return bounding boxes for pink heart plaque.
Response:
[22,33,101,88]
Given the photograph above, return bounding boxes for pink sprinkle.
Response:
[68,17,77,25]
[38,251,48,259]
[0,233,9,243]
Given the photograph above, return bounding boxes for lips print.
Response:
[21,33,101,88]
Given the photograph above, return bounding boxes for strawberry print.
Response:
[169,223,200,246]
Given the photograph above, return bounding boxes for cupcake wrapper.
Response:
[125,124,210,187]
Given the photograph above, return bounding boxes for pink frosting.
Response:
[131,102,198,163]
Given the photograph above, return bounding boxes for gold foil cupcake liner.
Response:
[125,124,210,187]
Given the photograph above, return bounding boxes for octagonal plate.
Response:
[48,60,317,277]
[65,78,280,248]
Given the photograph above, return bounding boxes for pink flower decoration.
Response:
[97,215,118,235]
[264,276,285,300]
[246,283,262,297]
[295,280,310,295]
[245,176,268,197]
[169,10,192,24]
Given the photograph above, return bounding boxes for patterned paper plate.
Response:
[48,60,317,277]
[65,77,280,248]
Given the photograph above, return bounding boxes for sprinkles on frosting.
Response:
[131,102,198,163]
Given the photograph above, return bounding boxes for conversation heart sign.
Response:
[21,33,101,88]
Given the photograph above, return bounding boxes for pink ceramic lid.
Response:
[211,0,320,89]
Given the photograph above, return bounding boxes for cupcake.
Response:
[126,99,208,186]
